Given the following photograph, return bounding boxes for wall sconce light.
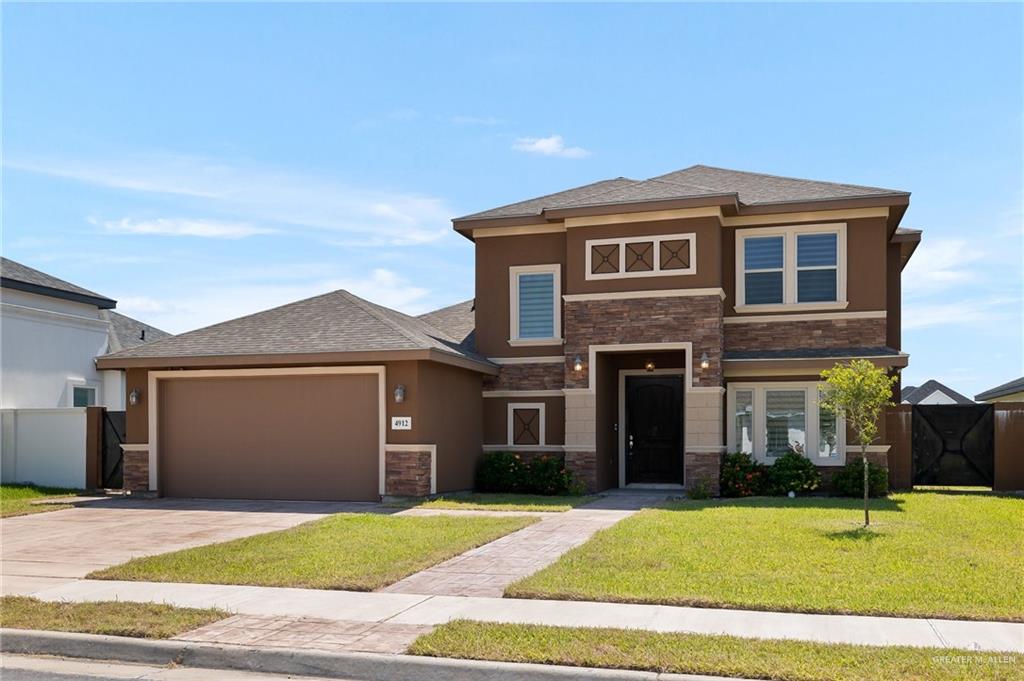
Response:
[394,385,406,403]
[572,355,584,372]
[128,388,142,406]
[644,360,656,373]
[700,352,710,370]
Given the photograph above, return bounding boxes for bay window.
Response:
[727,382,844,465]
[736,224,846,310]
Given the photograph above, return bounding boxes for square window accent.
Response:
[73,386,96,407]
[625,241,654,272]
[590,244,619,275]
[660,239,690,270]
[512,408,541,445]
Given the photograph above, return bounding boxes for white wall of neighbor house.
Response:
[0,408,87,488]
[0,288,112,408]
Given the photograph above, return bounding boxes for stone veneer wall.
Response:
[123,448,150,492]
[724,317,887,352]
[484,363,563,392]
[384,449,432,497]
[684,452,721,496]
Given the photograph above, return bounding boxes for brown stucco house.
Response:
[97,164,921,500]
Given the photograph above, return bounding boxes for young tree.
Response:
[819,360,897,526]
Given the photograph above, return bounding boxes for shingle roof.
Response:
[98,289,492,368]
[1,257,116,308]
[975,376,1024,402]
[417,299,475,350]
[101,310,172,353]
[901,379,974,405]
[456,164,908,221]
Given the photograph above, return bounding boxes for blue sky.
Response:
[3,3,1021,397]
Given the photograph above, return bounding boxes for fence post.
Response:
[884,405,913,490]
[994,402,1024,492]
[85,406,104,490]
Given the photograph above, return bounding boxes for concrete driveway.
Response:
[1,498,382,596]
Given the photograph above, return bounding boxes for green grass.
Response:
[508,493,1024,622]
[0,596,225,639]
[89,512,537,590]
[0,483,80,518]
[395,493,597,512]
[410,620,1023,681]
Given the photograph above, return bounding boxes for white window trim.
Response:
[507,402,546,447]
[66,378,100,408]
[735,223,847,312]
[585,232,697,280]
[509,264,562,346]
[726,382,845,466]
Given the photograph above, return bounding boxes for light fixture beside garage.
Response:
[573,355,583,373]
[129,388,142,406]
[394,384,406,403]
[700,352,710,370]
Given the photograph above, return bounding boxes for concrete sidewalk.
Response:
[15,578,1024,653]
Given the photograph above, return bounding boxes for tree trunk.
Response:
[862,446,870,527]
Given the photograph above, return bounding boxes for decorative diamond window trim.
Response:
[585,232,697,280]
[508,402,546,446]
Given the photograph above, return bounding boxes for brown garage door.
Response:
[158,372,380,501]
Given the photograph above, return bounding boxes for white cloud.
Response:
[903,238,984,296]
[117,296,172,314]
[512,134,590,159]
[903,296,1019,330]
[8,153,454,245]
[99,217,276,239]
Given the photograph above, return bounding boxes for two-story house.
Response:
[97,165,920,500]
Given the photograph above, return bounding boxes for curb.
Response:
[0,629,727,681]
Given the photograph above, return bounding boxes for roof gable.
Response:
[1,257,116,309]
[902,379,974,405]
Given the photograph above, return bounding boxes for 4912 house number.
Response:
[391,416,412,430]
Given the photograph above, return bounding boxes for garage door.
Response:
[157,372,381,501]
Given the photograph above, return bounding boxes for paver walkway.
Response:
[14,579,1024,653]
[382,492,668,597]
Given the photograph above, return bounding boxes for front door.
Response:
[625,375,684,484]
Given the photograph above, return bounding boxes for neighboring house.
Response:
[97,164,921,500]
[975,377,1024,403]
[0,257,169,409]
[901,380,973,405]
[1,257,170,488]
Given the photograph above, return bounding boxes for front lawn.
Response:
[410,620,1022,681]
[90,513,536,590]
[399,493,597,512]
[0,596,225,639]
[508,493,1024,622]
[0,483,80,518]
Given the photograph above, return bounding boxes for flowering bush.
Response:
[720,452,767,497]
[476,451,584,495]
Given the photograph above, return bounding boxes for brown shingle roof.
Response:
[98,289,492,368]
[1,257,116,308]
[456,164,908,221]
[417,299,475,349]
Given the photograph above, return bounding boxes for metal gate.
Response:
[101,410,126,488]
[912,405,994,486]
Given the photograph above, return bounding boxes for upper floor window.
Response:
[509,265,561,345]
[736,224,846,311]
[585,233,696,280]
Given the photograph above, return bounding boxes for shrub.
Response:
[687,479,712,500]
[720,452,767,497]
[476,452,584,496]
[765,450,821,495]
[831,459,889,497]
[476,451,523,493]
[522,455,579,495]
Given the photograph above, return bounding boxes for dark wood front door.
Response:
[625,375,684,484]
